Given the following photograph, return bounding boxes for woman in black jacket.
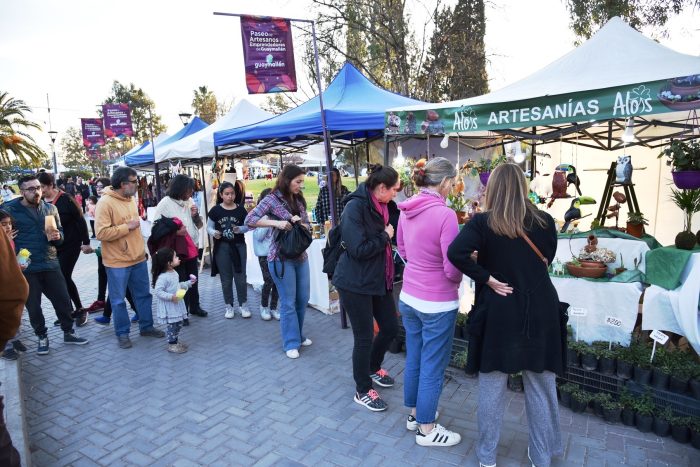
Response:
[447,163,563,467]
[333,164,401,412]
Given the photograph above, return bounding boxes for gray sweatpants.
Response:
[215,242,247,306]
[477,370,562,467]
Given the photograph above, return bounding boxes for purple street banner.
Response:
[240,15,297,94]
[80,118,105,149]
[102,103,133,139]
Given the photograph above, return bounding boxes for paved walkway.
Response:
[19,247,698,466]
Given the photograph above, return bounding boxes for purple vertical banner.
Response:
[240,15,297,94]
[80,118,105,149]
[102,103,133,139]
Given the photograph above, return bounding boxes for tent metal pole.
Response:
[148,106,162,202]
[383,137,389,166]
[530,127,537,181]
[199,159,212,270]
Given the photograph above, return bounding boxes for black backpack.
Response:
[322,224,345,278]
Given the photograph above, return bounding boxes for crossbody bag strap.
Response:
[521,232,548,266]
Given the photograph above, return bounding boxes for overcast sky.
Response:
[1,0,698,157]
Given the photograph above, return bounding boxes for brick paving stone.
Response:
[19,249,700,466]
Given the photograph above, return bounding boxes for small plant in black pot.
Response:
[452,349,468,370]
[690,365,700,401]
[633,393,655,433]
[558,382,578,409]
[601,398,623,424]
[580,343,599,371]
[631,339,653,385]
[653,406,674,437]
[670,414,692,444]
[567,339,584,368]
[595,343,617,375]
[615,345,634,380]
[651,347,671,390]
[668,350,695,394]
[454,312,467,339]
[620,389,637,426]
[570,389,592,414]
[592,392,612,417]
[690,416,700,450]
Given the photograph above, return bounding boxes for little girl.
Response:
[152,247,196,354]
[86,195,97,238]
[252,188,279,321]
[0,210,28,360]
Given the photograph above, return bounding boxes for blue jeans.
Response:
[399,300,457,424]
[269,259,310,351]
[105,260,155,337]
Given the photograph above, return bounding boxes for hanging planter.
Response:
[658,140,700,189]
[479,171,490,186]
[672,171,700,189]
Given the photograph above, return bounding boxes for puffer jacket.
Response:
[332,183,392,296]
[4,198,64,273]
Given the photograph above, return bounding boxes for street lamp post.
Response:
[48,130,58,174]
[178,112,192,127]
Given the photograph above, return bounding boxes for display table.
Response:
[550,236,650,345]
[642,251,700,353]
[243,232,332,314]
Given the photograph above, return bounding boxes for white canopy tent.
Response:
[155,99,273,163]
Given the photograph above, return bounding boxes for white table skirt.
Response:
[551,277,643,346]
[244,232,331,314]
[642,252,700,353]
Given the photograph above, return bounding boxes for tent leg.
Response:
[200,159,212,272]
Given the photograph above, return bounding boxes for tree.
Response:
[191,86,218,124]
[0,91,48,167]
[565,0,699,40]
[100,81,167,144]
[60,127,102,174]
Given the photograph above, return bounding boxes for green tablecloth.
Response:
[557,229,662,251]
[645,244,700,290]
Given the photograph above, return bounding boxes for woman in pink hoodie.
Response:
[397,157,463,448]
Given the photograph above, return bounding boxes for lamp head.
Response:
[440,134,449,149]
[48,130,58,143]
[622,117,635,143]
[178,112,193,127]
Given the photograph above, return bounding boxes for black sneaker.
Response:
[53,319,60,327]
[370,369,395,388]
[190,309,208,317]
[74,310,88,327]
[63,332,89,345]
[354,390,388,412]
[37,336,49,355]
[1,348,18,360]
[140,328,165,338]
[117,335,132,349]
[12,340,27,352]
[182,318,190,327]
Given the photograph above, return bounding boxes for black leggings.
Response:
[337,288,398,394]
[258,256,278,309]
[58,246,83,310]
[176,258,201,314]
[97,255,107,302]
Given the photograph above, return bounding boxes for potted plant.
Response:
[580,344,599,372]
[653,406,674,437]
[615,345,634,380]
[631,340,653,385]
[602,398,623,424]
[462,153,507,186]
[690,416,700,450]
[570,389,591,414]
[669,355,694,394]
[592,392,612,417]
[670,415,692,444]
[620,389,637,426]
[625,212,648,238]
[593,342,616,375]
[669,188,700,250]
[567,339,583,368]
[452,349,468,369]
[658,140,700,189]
[507,372,524,392]
[633,393,655,433]
[447,192,469,224]
[690,365,700,401]
[454,312,467,339]
[558,382,578,409]
[651,347,671,390]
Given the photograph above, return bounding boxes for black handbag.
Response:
[277,221,312,259]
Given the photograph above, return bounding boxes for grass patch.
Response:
[242,176,363,209]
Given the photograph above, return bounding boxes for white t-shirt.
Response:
[399,290,459,314]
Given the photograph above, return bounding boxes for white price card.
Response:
[650,330,669,345]
[605,316,623,328]
[570,307,587,317]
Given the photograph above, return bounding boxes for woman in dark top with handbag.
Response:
[208,181,250,319]
[332,164,402,412]
[447,163,564,467]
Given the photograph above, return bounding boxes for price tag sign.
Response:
[605,316,623,328]
[650,330,669,345]
[570,307,587,317]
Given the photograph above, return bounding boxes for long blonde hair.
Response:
[485,163,547,238]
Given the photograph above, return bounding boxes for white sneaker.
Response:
[301,338,312,347]
[271,309,280,320]
[286,349,299,359]
[407,410,440,431]
[224,305,235,319]
[415,424,461,447]
[260,306,272,321]
[240,303,251,318]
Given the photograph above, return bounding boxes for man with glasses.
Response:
[4,175,88,355]
[95,167,164,349]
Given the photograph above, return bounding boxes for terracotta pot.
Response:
[672,170,700,190]
[566,262,607,279]
[579,260,606,268]
[626,222,644,238]
[670,82,700,96]
[455,211,468,224]
[479,171,490,186]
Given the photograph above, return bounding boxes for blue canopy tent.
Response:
[126,116,209,167]
[213,62,425,155]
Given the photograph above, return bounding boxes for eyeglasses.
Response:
[21,186,41,193]
[96,184,104,188]
[125,179,138,185]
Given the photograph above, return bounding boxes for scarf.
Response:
[369,189,394,291]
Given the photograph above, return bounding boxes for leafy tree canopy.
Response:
[0,91,48,167]
[100,81,167,143]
